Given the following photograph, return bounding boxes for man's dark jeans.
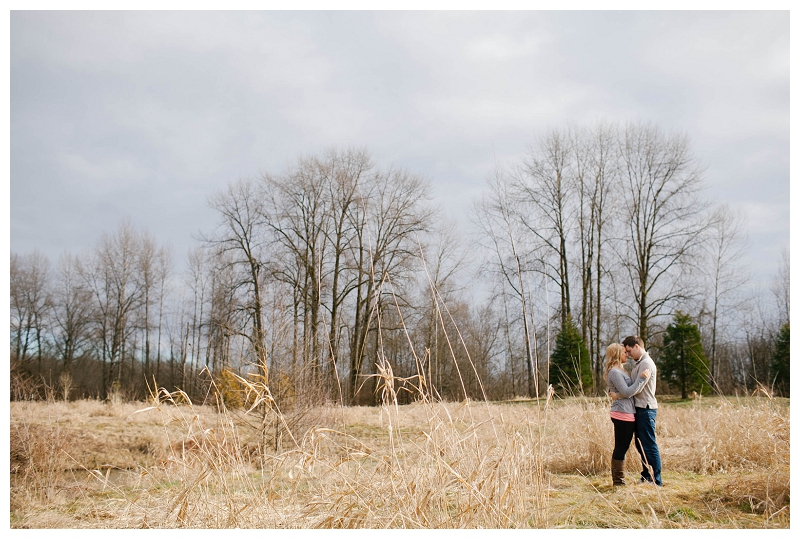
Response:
[634,407,662,486]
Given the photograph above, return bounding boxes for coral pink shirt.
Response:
[610,411,635,422]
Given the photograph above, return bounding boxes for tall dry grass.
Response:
[107,377,556,528]
[10,390,790,528]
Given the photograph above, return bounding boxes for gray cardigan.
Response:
[629,351,658,409]
[607,368,647,415]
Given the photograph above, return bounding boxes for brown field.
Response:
[9,393,789,529]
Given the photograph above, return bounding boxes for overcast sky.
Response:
[10,10,789,291]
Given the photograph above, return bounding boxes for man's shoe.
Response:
[639,476,663,487]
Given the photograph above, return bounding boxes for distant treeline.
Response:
[10,121,790,404]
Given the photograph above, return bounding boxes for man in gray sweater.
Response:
[614,335,663,486]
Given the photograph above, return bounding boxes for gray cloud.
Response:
[10,10,789,288]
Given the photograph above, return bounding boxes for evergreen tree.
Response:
[771,323,789,396]
[660,311,710,398]
[550,315,593,394]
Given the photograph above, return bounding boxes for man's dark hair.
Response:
[622,335,644,348]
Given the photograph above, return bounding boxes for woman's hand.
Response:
[609,391,619,400]
[640,368,651,379]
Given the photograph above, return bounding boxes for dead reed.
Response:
[9,392,789,529]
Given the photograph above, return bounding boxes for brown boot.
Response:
[611,459,626,486]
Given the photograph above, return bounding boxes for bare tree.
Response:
[417,218,468,400]
[205,247,237,373]
[771,247,789,326]
[51,252,94,376]
[10,250,52,369]
[572,122,618,389]
[618,122,709,345]
[700,205,749,386]
[348,166,433,404]
[81,221,144,400]
[515,129,577,329]
[136,232,170,386]
[207,179,270,383]
[185,247,212,393]
[317,149,373,389]
[473,169,539,397]
[206,178,301,453]
[469,122,735,396]
[153,244,173,384]
[263,159,330,386]
[740,286,776,390]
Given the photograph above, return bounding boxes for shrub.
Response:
[215,369,245,409]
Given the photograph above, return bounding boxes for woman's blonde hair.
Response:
[604,343,626,381]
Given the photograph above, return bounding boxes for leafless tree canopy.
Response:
[9,130,789,405]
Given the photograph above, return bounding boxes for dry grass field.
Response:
[9,393,789,529]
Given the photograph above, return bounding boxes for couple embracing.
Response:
[604,336,663,487]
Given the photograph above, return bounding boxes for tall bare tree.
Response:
[51,252,94,376]
[473,170,539,397]
[618,122,708,345]
[207,179,270,384]
[10,250,51,368]
[264,158,330,386]
[572,122,618,389]
[348,166,433,404]
[701,205,749,385]
[515,130,576,330]
[185,247,212,393]
[205,247,237,373]
[153,244,173,384]
[81,221,144,399]
[317,149,373,387]
[417,218,468,400]
[136,232,171,386]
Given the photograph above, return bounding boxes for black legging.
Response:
[611,418,636,460]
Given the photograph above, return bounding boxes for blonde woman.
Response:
[605,343,650,486]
